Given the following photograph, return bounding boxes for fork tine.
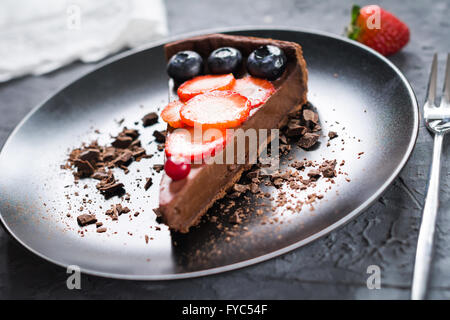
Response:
[426,54,438,106]
[441,53,450,106]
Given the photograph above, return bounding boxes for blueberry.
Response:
[167,51,203,82]
[247,45,287,80]
[207,47,242,74]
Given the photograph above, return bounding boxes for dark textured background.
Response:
[0,0,449,299]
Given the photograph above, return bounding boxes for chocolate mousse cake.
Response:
[158,33,308,233]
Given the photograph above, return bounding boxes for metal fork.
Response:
[411,53,450,300]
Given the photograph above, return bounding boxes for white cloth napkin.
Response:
[0,0,168,82]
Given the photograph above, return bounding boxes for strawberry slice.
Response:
[165,127,229,162]
[161,100,184,128]
[232,76,275,108]
[177,74,235,102]
[180,90,250,129]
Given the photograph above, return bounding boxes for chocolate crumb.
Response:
[250,183,259,194]
[290,160,305,170]
[229,212,242,224]
[273,178,284,188]
[307,169,321,178]
[328,131,338,139]
[320,160,337,178]
[144,177,153,191]
[246,170,259,179]
[233,184,249,193]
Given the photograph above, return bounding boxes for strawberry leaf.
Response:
[347,4,361,40]
[351,5,361,25]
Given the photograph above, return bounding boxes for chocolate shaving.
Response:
[91,170,109,180]
[98,181,125,199]
[132,147,146,158]
[77,214,97,226]
[130,139,142,148]
[112,135,133,149]
[73,159,95,177]
[142,112,158,127]
[112,149,133,166]
[65,127,150,199]
[144,177,153,191]
[298,133,320,149]
[105,204,130,221]
[122,128,139,139]
[102,147,116,161]
[303,109,319,127]
[79,149,100,163]
[286,119,308,137]
[153,130,167,143]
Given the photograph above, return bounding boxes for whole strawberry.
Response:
[347,5,410,56]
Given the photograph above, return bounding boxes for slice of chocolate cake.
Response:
[159,33,308,233]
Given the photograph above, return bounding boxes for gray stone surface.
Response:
[0,0,449,299]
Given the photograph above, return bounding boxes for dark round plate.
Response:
[0,28,419,280]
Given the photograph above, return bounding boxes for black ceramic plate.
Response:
[0,28,418,279]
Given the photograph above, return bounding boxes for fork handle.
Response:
[411,133,444,300]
